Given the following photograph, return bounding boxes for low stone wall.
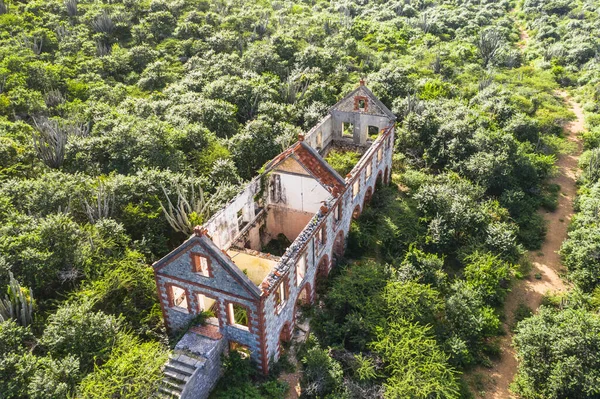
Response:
[178,331,226,399]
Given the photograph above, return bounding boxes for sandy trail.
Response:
[517,25,530,49]
[472,91,583,398]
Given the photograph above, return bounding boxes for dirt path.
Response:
[471,92,583,398]
[281,370,301,399]
[517,25,530,50]
[279,318,311,398]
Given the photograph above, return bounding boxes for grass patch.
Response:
[325,150,361,176]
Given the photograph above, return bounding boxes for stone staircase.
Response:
[156,325,225,399]
[157,352,206,398]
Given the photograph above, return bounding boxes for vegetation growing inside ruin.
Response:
[0,0,599,397]
[262,233,292,257]
[324,149,361,176]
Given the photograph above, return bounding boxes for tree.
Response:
[72,250,161,335]
[312,260,388,351]
[0,212,86,297]
[230,119,281,179]
[513,307,600,398]
[301,346,344,398]
[0,319,32,356]
[138,61,180,91]
[27,355,80,399]
[384,281,443,328]
[78,335,167,399]
[463,251,512,306]
[560,226,600,292]
[371,321,460,398]
[395,246,446,287]
[445,280,500,366]
[477,29,503,67]
[40,302,121,372]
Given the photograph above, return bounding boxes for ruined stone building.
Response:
[153,82,396,398]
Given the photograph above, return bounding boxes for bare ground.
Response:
[517,25,530,50]
[469,91,584,398]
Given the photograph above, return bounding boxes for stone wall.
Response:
[154,84,396,392]
[304,114,333,152]
[178,332,226,399]
[154,235,265,367]
[258,125,395,368]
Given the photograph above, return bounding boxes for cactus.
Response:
[585,148,600,183]
[65,0,77,17]
[0,272,34,326]
[477,29,503,68]
[32,116,69,168]
[92,11,115,35]
[160,183,215,235]
[83,180,114,224]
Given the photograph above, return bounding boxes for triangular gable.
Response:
[330,84,396,119]
[266,142,346,194]
[274,156,311,176]
[153,235,261,299]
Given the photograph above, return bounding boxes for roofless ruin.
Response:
[153,81,396,398]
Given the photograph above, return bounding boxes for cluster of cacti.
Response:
[585,148,600,183]
[65,0,77,17]
[477,29,503,67]
[160,183,213,235]
[0,272,34,326]
[92,11,115,34]
[84,180,114,224]
[31,116,69,169]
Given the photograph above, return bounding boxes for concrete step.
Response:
[161,378,184,392]
[163,368,191,383]
[158,385,181,398]
[171,353,206,370]
[165,360,196,377]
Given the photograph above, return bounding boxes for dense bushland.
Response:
[0,0,589,397]
[505,1,600,398]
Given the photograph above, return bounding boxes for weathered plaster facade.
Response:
[154,82,396,398]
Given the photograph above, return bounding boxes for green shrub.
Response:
[371,321,460,398]
[513,307,600,398]
[300,346,344,398]
[78,335,167,399]
[325,150,361,176]
[463,251,512,306]
[39,302,121,372]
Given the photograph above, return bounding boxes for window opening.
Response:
[229,341,251,359]
[274,282,288,312]
[228,303,249,328]
[170,285,188,312]
[192,253,210,277]
[296,253,306,286]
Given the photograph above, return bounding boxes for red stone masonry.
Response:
[354,95,369,112]
[190,324,223,340]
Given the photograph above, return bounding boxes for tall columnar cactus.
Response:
[32,116,69,168]
[160,183,215,235]
[0,272,34,326]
